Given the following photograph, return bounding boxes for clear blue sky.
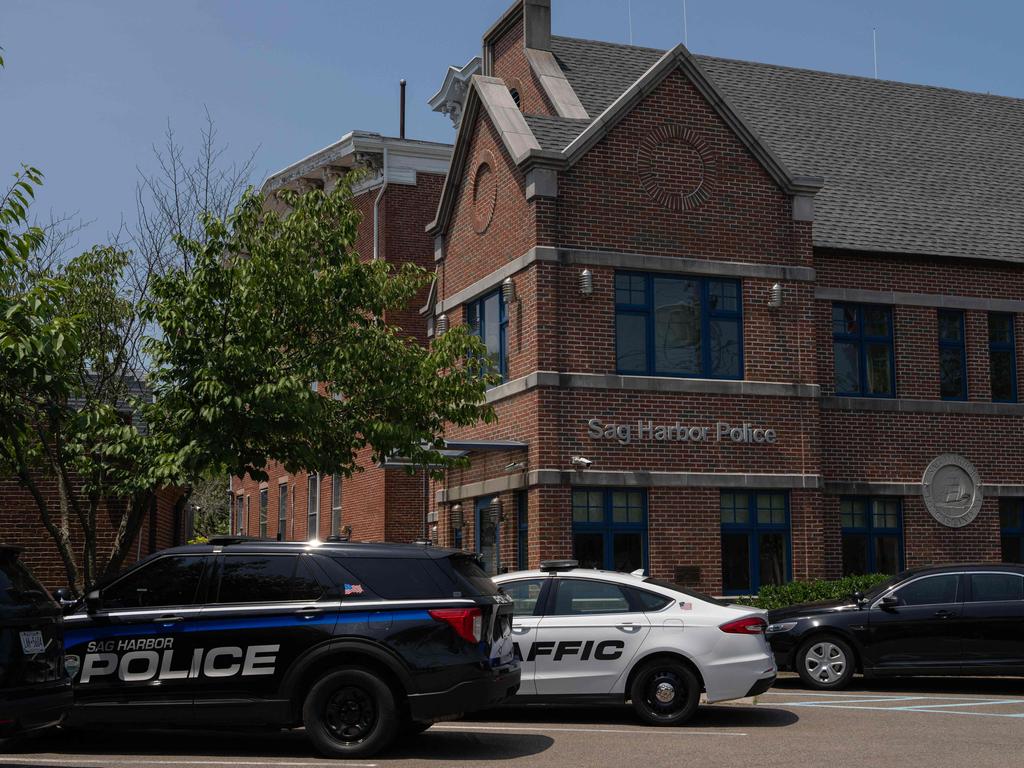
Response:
[3,0,1022,252]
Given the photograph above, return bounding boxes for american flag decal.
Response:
[344,584,364,595]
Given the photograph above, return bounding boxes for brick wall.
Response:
[0,477,184,590]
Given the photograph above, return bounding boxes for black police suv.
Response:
[767,564,1024,690]
[0,545,72,742]
[60,538,519,757]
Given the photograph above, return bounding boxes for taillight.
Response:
[429,608,483,643]
[719,616,768,635]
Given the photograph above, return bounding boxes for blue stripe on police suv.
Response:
[64,609,431,648]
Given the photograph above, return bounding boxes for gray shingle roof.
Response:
[548,35,1024,264]
[524,114,591,152]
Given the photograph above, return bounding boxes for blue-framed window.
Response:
[840,497,903,576]
[516,491,529,570]
[989,313,1018,403]
[572,489,647,572]
[720,491,790,595]
[1000,498,1024,564]
[615,272,742,379]
[938,310,967,400]
[475,497,501,575]
[466,289,507,385]
[832,303,895,397]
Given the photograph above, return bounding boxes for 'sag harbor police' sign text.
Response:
[588,419,778,446]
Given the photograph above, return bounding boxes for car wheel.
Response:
[796,635,855,690]
[302,667,399,758]
[629,661,701,726]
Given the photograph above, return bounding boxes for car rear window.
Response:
[339,558,451,600]
[643,578,729,607]
[0,553,49,608]
[445,555,499,596]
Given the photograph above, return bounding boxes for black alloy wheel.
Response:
[303,667,399,758]
[629,661,701,726]
[325,685,376,743]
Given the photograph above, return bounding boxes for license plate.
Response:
[19,630,46,655]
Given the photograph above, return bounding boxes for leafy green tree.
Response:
[143,178,494,485]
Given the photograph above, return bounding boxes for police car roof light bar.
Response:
[540,559,578,572]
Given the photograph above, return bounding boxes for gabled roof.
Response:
[548,35,1024,264]
[432,30,1024,264]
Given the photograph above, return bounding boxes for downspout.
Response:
[372,147,389,260]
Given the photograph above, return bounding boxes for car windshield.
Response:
[861,571,913,601]
[643,578,729,607]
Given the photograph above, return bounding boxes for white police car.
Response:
[493,561,775,725]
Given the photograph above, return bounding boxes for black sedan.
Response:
[766,564,1024,690]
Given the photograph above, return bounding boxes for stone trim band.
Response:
[436,470,822,503]
[436,246,817,314]
[815,286,1024,314]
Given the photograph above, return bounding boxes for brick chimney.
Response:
[524,0,551,51]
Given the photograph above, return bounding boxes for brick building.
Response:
[1,480,186,590]
[422,0,1024,595]
[236,0,1024,596]
[228,131,452,544]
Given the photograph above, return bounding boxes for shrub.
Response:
[734,573,894,610]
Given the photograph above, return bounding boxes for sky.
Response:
[3,0,1023,253]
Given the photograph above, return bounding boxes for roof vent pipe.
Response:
[400,79,407,139]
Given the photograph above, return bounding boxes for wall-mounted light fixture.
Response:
[768,283,784,308]
[488,497,504,525]
[436,313,449,335]
[450,503,464,530]
[502,276,516,304]
[579,269,593,295]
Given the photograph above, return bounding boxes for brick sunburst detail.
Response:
[637,125,716,212]
[471,150,498,234]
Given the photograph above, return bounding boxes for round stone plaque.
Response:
[922,453,983,528]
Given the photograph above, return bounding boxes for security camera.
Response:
[570,456,593,469]
[505,461,527,472]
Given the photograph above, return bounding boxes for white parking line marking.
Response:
[778,696,930,706]
[897,699,1024,710]
[434,724,747,737]
[774,702,1024,719]
[0,760,376,767]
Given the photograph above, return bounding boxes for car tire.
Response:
[629,661,701,726]
[796,635,855,690]
[302,667,399,758]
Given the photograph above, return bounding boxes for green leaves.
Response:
[144,177,493,484]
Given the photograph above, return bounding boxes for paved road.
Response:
[6,677,1024,768]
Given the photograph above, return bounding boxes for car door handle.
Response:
[616,623,643,634]
[296,606,324,618]
[157,615,184,625]
[934,610,956,619]
[511,626,531,635]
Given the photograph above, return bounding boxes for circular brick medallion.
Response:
[922,453,984,528]
[637,125,715,212]
[471,151,498,234]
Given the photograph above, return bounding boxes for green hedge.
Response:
[733,573,893,610]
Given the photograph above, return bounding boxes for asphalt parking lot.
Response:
[6,677,1024,768]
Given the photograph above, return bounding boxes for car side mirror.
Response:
[84,589,102,614]
[52,587,78,612]
[879,595,899,610]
